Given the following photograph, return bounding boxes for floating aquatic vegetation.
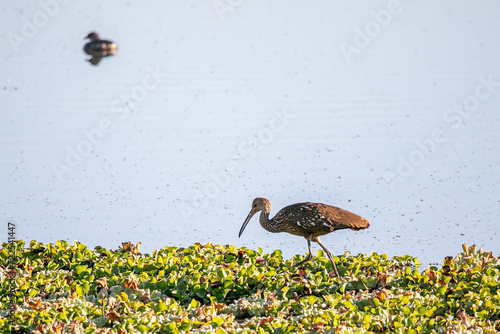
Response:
[0,240,499,333]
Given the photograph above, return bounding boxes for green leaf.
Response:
[190,299,200,309]
[155,302,168,313]
[425,308,434,317]
[217,267,227,279]
[344,300,355,310]
[56,240,68,248]
[196,289,207,298]
[28,289,38,298]
[437,285,447,295]
[417,306,426,316]
[76,264,88,275]
[75,285,84,297]
[212,316,224,327]
[180,319,191,331]
[118,292,128,301]
[57,311,67,320]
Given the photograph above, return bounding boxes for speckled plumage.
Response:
[239,197,370,277]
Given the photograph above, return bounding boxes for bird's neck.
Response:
[259,211,279,233]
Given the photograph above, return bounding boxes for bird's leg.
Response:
[315,238,339,277]
[291,239,314,269]
[274,240,313,278]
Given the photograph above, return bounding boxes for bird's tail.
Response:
[349,217,370,230]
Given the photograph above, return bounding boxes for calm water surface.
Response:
[1,1,499,266]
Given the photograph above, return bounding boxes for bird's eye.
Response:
[253,204,257,207]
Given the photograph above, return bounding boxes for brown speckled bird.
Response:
[238,197,370,277]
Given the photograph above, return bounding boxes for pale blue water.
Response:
[1,1,499,266]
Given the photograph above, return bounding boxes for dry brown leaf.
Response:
[376,272,387,288]
[7,269,17,279]
[212,301,225,311]
[28,299,42,309]
[255,256,266,264]
[428,270,437,281]
[481,257,488,271]
[35,324,45,334]
[121,241,133,251]
[376,290,388,301]
[123,278,138,291]
[259,317,275,326]
[457,309,472,329]
[311,322,324,331]
[266,292,277,302]
[96,277,108,289]
[121,241,142,254]
[140,290,151,303]
[108,311,121,323]
[443,256,454,267]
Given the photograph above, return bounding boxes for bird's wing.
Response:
[271,203,332,235]
[272,202,369,235]
[315,203,370,230]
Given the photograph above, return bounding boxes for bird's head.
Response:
[85,32,100,41]
[238,197,270,237]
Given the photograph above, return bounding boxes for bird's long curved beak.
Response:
[238,210,256,237]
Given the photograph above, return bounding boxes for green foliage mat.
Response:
[1,240,499,333]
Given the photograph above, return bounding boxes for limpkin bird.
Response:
[83,32,118,65]
[239,197,370,277]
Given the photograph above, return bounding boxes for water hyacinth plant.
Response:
[0,240,499,333]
